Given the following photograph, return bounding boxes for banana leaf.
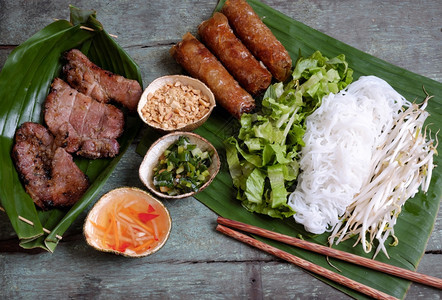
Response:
[138,0,441,298]
[0,6,142,252]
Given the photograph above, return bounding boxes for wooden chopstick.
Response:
[217,217,442,290]
[217,224,398,300]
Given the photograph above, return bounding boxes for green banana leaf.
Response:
[138,0,441,299]
[0,6,142,252]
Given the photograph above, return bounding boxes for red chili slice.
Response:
[118,242,131,252]
[138,213,159,223]
[147,204,155,213]
[108,242,131,253]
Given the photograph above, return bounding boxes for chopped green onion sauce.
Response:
[153,136,213,196]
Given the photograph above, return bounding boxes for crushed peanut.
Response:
[142,81,211,129]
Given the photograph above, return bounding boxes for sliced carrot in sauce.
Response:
[91,194,166,255]
[90,220,107,231]
[133,238,155,252]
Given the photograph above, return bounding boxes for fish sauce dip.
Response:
[84,187,171,257]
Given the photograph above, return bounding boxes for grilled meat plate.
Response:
[63,49,142,112]
[12,122,89,210]
[44,78,124,159]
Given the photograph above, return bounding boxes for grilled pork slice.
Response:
[63,49,142,111]
[44,78,124,159]
[12,122,89,210]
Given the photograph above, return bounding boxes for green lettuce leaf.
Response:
[267,164,287,208]
[224,50,353,219]
[244,168,266,204]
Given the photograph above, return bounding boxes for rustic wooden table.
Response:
[1,0,441,299]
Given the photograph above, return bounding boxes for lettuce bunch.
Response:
[225,51,353,218]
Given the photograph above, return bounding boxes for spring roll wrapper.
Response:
[221,0,292,82]
[170,32,255,119]
[198,12,271,95]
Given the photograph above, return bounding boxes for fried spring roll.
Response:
[198,12,272,95]
[170,32,255,119]
[221,0,292,82]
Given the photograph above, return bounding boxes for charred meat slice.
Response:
[12,122,89,210]
[63,49,142,111]
[77,138,120,159]
[50,147,90,207]
[12,122,54,207]
[44,78,124,159]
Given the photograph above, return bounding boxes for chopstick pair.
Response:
[216,216,442,300]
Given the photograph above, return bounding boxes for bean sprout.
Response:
[329,95,437,258]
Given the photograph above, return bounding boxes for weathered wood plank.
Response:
[267,0,442,83]
[1,0,440,82]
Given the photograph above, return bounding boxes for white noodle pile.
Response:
[288,76,410,234]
